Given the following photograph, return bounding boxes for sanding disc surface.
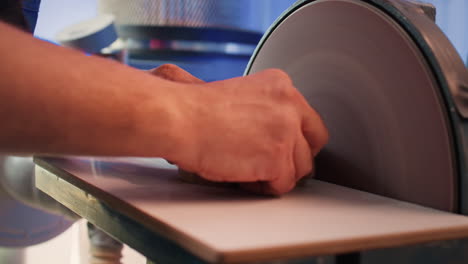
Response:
[248,0,456,211]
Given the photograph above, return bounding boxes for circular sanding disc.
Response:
[248,0,456,211]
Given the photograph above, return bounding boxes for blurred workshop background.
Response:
[33,0,468,74]
[1,0,467,264]
[35,0,298,81]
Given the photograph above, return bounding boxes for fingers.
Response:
[259,150,296,195]
[240,133,313,196]
[297,96,329,156]
[148,64,205,84]
[251,69,329,156]
[198,154,276,183]
[293,133,314,180]
[240,176,295,196]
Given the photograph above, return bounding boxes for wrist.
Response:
[131,79,192,160]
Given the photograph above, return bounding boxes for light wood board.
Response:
[34,157,468,263]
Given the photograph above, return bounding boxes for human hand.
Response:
[148,65,328,195]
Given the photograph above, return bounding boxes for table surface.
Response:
[34,157,468,263]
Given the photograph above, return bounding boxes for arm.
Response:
[0,22,185,157]
[0,22,329,194]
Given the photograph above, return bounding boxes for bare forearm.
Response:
[0,22,184,158]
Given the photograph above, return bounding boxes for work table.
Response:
[34,157,468,263]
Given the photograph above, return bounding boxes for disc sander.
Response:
[247,0,463,211]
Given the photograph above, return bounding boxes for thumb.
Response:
[148,64,205,84]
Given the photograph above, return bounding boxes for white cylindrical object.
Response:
[56,14,118,54]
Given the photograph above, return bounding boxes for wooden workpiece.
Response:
[35,157,468,263]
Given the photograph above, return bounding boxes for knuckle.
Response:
[270,142,289,155]
[262,68,293,87]
[268,178,296,196]
[270,82,297,102]
[264,68,291,83]
[263,119,297,149]
[276,85,296,100]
